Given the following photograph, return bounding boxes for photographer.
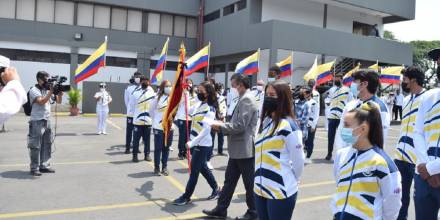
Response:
[0,55,27,125]
[27,71,63,176]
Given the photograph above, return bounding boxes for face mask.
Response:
[267,78,276,82]
[401,82,410,93]
[256,86,264,91]
[231,87,238,95]
[220,89,225,94]
[134,77,141,84]
[299,93,305,100]
[100,88,105,92]
[141,83,147,90]
[340,127,359,145]
[188,84,193,88]
[164,87,171,95]
[263,96,278,114]
[197,93,206,101]
[334,81,342,87]
[350,82,359,97]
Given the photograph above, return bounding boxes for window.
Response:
[210,64,226,73]
[55,0,74,25]
[93,5,110,28]
[77,3,93,27]
[36,0,54,23]
[173,16,186,37]
[111,8,127,30]
[16,0,35,21]
[160,14,173,35]
[203,10,220,23]
[0,48,70,63]
[106,56,137,68]
[186,18,197,38]
[237,0,247,11]
[0,0,16,19]
[223,4,234,16]
[127,10,142,32]
[147,12,160,34]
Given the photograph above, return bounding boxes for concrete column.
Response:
[70,47,79,89]
[137,51,151,77]
[225,63,229,88]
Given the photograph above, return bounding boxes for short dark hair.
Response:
[402,66,424,86]
[302,86,312,94]
[352,69,380,94]
[133,71,142,77]
[269,66,281,76]
[231,73,250,89]
[36,71,49,80]
[334,73,343,79]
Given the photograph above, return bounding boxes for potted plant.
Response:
[68,89,81,116]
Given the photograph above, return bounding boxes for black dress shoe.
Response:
[325,155,332,161]
[124,149,131,154]
[30,170,42,176]
[236,210,258,220]
[39,168,55,173]
[132,155,139,163]
[202,208,227,219]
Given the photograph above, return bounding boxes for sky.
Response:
[384,0,440,42]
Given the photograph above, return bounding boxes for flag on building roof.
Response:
[276,54,293,78]
[343,63,361,86]
[151,38,169,85]
[304,56,318,81]
[380,66,404,84]
[184,43,210,76]
[368,61,379,72]
[74,37,107,83]
[235,49,260,75]
[316,60,336,85]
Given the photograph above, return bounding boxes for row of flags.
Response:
[74,37,405,88]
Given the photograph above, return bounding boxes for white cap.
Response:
[0,55,10,68]
[99,82,106,87]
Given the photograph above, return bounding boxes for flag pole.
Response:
[104,36,108,68]
[257,48,261,80]
[162,37,170,84]
[290,51,294,84]
[206,42,211,80]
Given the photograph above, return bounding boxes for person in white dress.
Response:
[94,82,112,134]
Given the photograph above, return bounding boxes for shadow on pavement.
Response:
[1,170,36,180]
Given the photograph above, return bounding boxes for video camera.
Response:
[47,75,71,95]
[0,67,5,86]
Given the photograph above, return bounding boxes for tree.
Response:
[410,40,440,86]
[384,30,397,41]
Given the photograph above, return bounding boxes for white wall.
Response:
[326,5,383,34]
[262,0,324,28]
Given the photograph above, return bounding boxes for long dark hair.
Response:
[349,102,384,149]
[200,81,219,117]
[260,80,295,135]
[157,80,169,100]
[186,78,195,96]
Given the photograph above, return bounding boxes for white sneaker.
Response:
[102,131,108,135]
[207,162,214,170]
[169,147,174,151]
[97,132,101,135]
[304,158,312,164]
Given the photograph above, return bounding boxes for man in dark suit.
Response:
[203,73,258,219]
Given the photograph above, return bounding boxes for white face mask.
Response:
[267,77,276,82]
[231,87,238,95]
[100,88,106,92]
[164,87,171,95]
[134,77,140,84]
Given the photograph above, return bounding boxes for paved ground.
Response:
[0,114,415,220]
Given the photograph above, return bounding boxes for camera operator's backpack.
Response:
[22,87,33,116]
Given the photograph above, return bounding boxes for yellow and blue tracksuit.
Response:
[150,94,172,170]
[332,146,402,220]
[132,88,156,156]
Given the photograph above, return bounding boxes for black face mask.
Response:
[263,96,278,114]
[334,81,342,87]
[197,93,206,101]
[299,93,306,100]
[401,82,410,93]
[141,83,148,90]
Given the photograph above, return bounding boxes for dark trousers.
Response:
[394,105,403,120]
[209,131,224,160]
[125,117,134,149]
[395,160,415,220]
[305,127,316,158]
[176,119,191,158]
[254,193,297,220]
[182,146,218,199]
[414,174,440,220]
[153,129,173,169]
[132,125,151,156]
[327,119,340,157]
[217,158,256,212]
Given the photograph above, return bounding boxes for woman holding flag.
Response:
[150,80,173,176]
[172,81,221,206]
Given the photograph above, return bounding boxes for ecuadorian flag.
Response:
[343,63,361,86]
[74,39,107,83]
[152,38,169,85]
[276,54,292,78]
[235,49,259,75]
[380,66,404,84]
[368,61,379,72]
[185,43,210,76]
[316,60,335,85]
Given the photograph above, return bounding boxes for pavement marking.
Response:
[297,194,333,204]
[315,135,328,140]
[106,119,122,130]
[0,160,113,168]
[0,200,167,219]
[300,180,334,188]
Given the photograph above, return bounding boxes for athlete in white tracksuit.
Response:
[95,83,112,134]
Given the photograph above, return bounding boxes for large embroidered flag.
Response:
[343,63,361,86]
[162,43,186,146]
[185,43,210,76]
[380,66,404,84]
[276,54,293,78]
[235,49,260,75]
[75,38,107,83]
[316,60,336,85]
[151,38,169,85]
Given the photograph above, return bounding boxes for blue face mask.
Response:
[350,83,359,97]
[340,127,359,144]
